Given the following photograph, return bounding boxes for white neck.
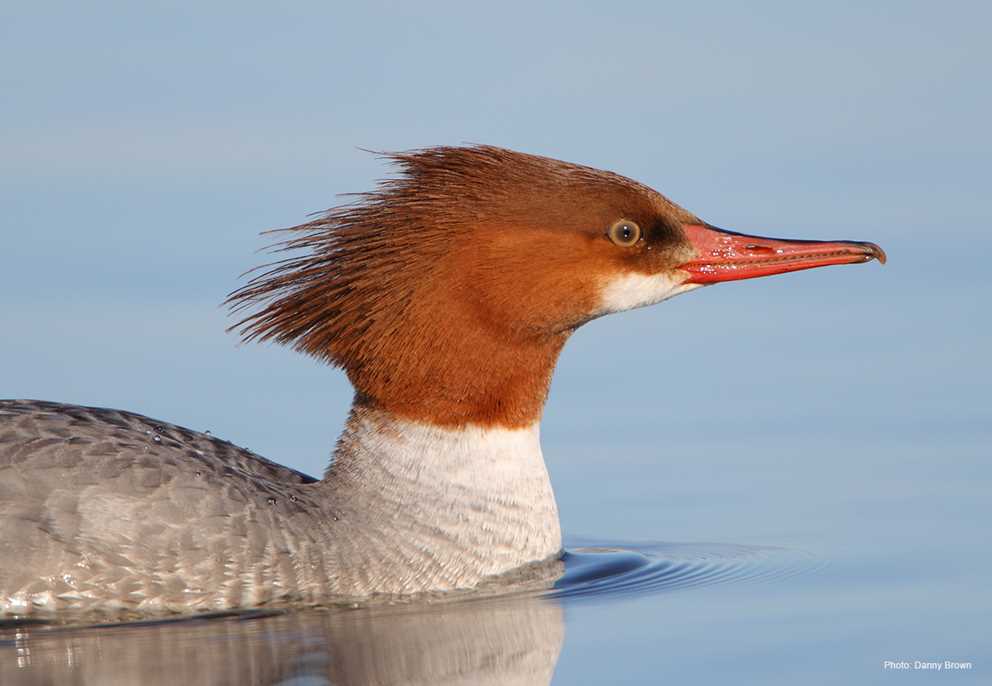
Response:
[320,406,562,596]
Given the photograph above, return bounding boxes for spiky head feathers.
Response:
[227,145,698,426]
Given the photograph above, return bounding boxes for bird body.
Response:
[0,401,557,615]
[0,146,884,616]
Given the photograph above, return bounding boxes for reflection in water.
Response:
[1,598,565,686]
[0,542,817,685]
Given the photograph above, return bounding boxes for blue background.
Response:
[2,2,989,683]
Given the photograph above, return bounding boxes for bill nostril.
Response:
[744,244,776,254]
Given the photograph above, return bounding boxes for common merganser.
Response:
[0,146,884,616]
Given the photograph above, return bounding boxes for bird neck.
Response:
[319,403,562,593]
[340,271,573,429]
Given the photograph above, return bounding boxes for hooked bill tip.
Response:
[862,242,887,265]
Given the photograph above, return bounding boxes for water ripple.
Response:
[549,541,824,601]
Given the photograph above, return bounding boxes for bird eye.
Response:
[607,219,641,247]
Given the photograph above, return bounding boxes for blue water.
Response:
[550,441,989,684]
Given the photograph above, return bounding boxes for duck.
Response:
[0,145,885,616]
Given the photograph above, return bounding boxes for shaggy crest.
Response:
[227,145,666,368]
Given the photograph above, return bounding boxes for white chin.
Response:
[596,272,702,315]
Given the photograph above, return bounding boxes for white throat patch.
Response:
[597,271,701,315]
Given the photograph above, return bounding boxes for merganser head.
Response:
[228,145,884,429]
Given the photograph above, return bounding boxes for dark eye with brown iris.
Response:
[607,219,641,247]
